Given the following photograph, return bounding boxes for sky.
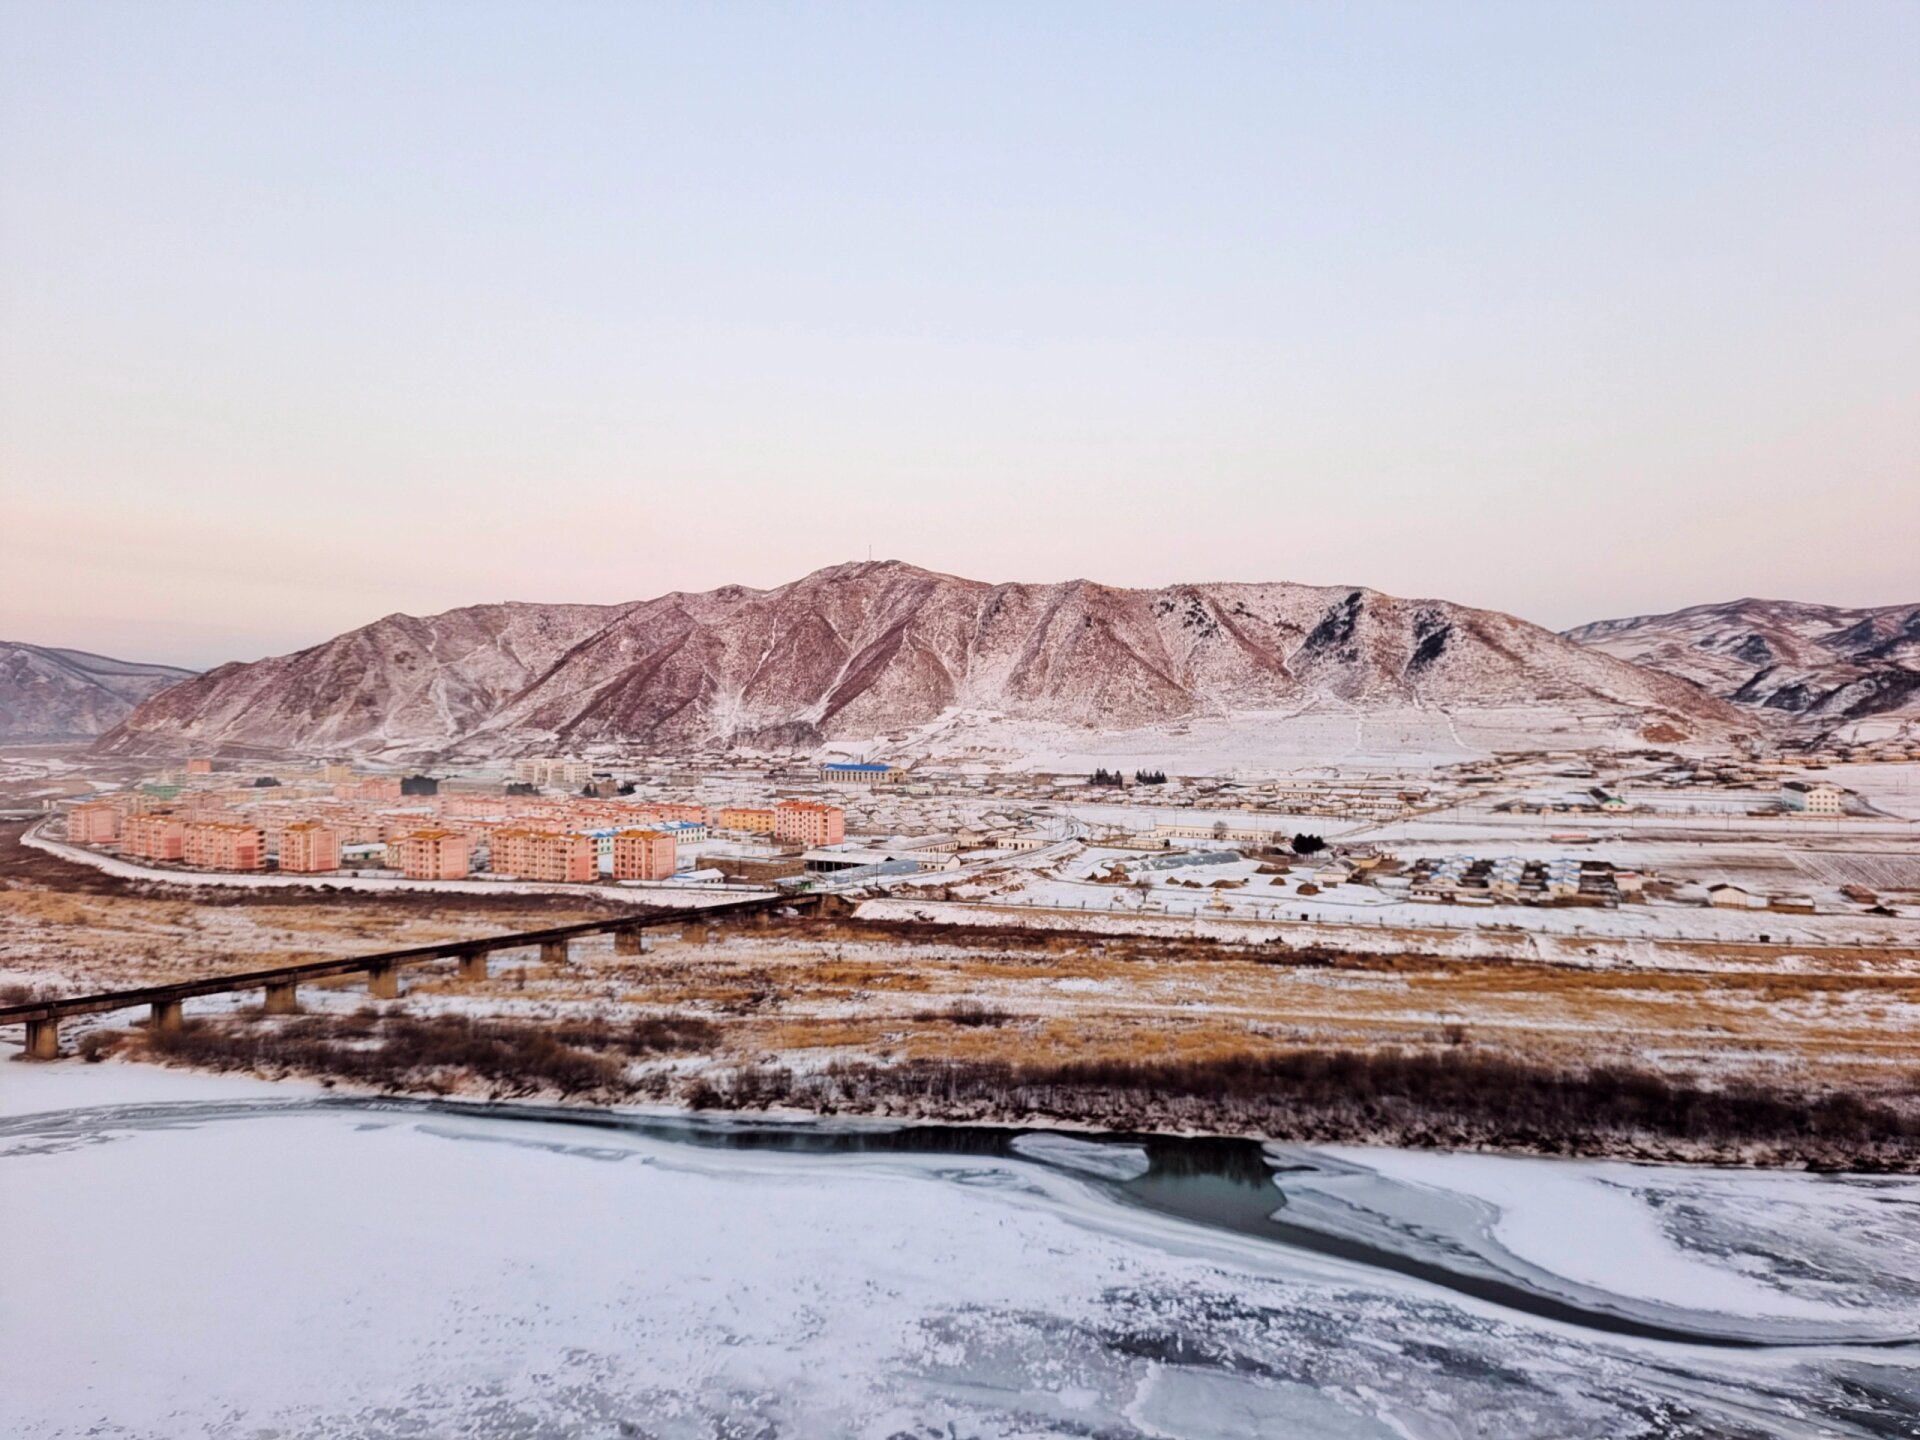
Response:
[2,1,1916,670]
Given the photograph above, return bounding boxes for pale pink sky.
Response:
[4,3,1916,670]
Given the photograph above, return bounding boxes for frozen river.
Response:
[3,1065,1917,1438]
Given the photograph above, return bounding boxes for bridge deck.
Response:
[0,894,785,1027]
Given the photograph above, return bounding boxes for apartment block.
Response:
[514,758,594,787]
[66,801,122,845]
[121,813,186,861]
[182,821,266,871]
[277,822,341,874]
[611,828,678,881]
[715,807,776,835]
[392,829,472,880]
[774,800,845,847]
[490,828,595,883]
[336,777,404,802]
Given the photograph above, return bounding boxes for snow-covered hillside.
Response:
[1567,598,1920,726]
[99,562,1747,760]
[0,642,195,739]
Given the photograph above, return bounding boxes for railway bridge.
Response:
[1,893,799,1061]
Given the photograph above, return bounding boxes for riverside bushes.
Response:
[682,1050,1920,1168]
[146,1010,719,1100]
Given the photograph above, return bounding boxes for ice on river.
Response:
[2,1062,1917,1439]
[1273,1145,1920,1344]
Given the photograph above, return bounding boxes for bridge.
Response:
[0,892,797,1060]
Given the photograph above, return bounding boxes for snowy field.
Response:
[901,703,1720,773]
[964,847,1920,951]
[3,1060,1916,1439]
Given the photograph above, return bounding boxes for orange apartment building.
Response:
[714,807,776,835]
[391,829,472,880]
[121,813,186,861]
[646,802,708,825]
[277,822,341,874]
[489,828,595,883]
[774,800,845,847]
[66,801,122,845]
[611,828,678,880]
[182,821,266,871]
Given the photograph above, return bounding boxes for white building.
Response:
[1780,780,1844,815]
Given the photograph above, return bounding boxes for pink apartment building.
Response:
[774,800,845,847]
[182,821,266,871]
[490,828,596,883]
[392,829,471,880]
[121,813,186,861]
[277,822,341,874]
[611,828,677,880]
[67,801,122,845]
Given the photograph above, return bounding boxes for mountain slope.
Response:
[1566,599,1920,724]
[97,603,633,758]
[0,643,197,739]
[101,562,1746,759]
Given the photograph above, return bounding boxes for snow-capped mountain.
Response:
[0,643,197,740]
[99,562,1746,759]
[1566,598,1920,725]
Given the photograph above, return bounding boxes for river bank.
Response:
[56,1013,1920,1172]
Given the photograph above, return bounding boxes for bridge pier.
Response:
[613,927,646,956]
[539,939,571,966]
[456,950,490,983]
[263,981,300,1015]
[149,998,184,1033]
[682,924,710,947]
[23,1017,59,1060]
[367,964,401,1000]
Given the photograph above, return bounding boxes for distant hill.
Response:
[98,562,1743,761]
[0,642,197,740]
[1566,599,1920,724]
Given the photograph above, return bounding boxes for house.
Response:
[1707,883,1765,910]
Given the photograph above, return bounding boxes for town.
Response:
[28,735,1919,946]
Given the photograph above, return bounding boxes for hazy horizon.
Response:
[5,2,1917,669]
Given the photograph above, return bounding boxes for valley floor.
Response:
[7,821,1918,1168]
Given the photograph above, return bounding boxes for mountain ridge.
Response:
[0,642,198,740]
[1565,597,1920,726]
[97,561,1749,760]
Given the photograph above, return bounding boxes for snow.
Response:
[4,1065,1917,1436]
[1009,1132,1153,1181]
[1298,1147,1911,1326]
